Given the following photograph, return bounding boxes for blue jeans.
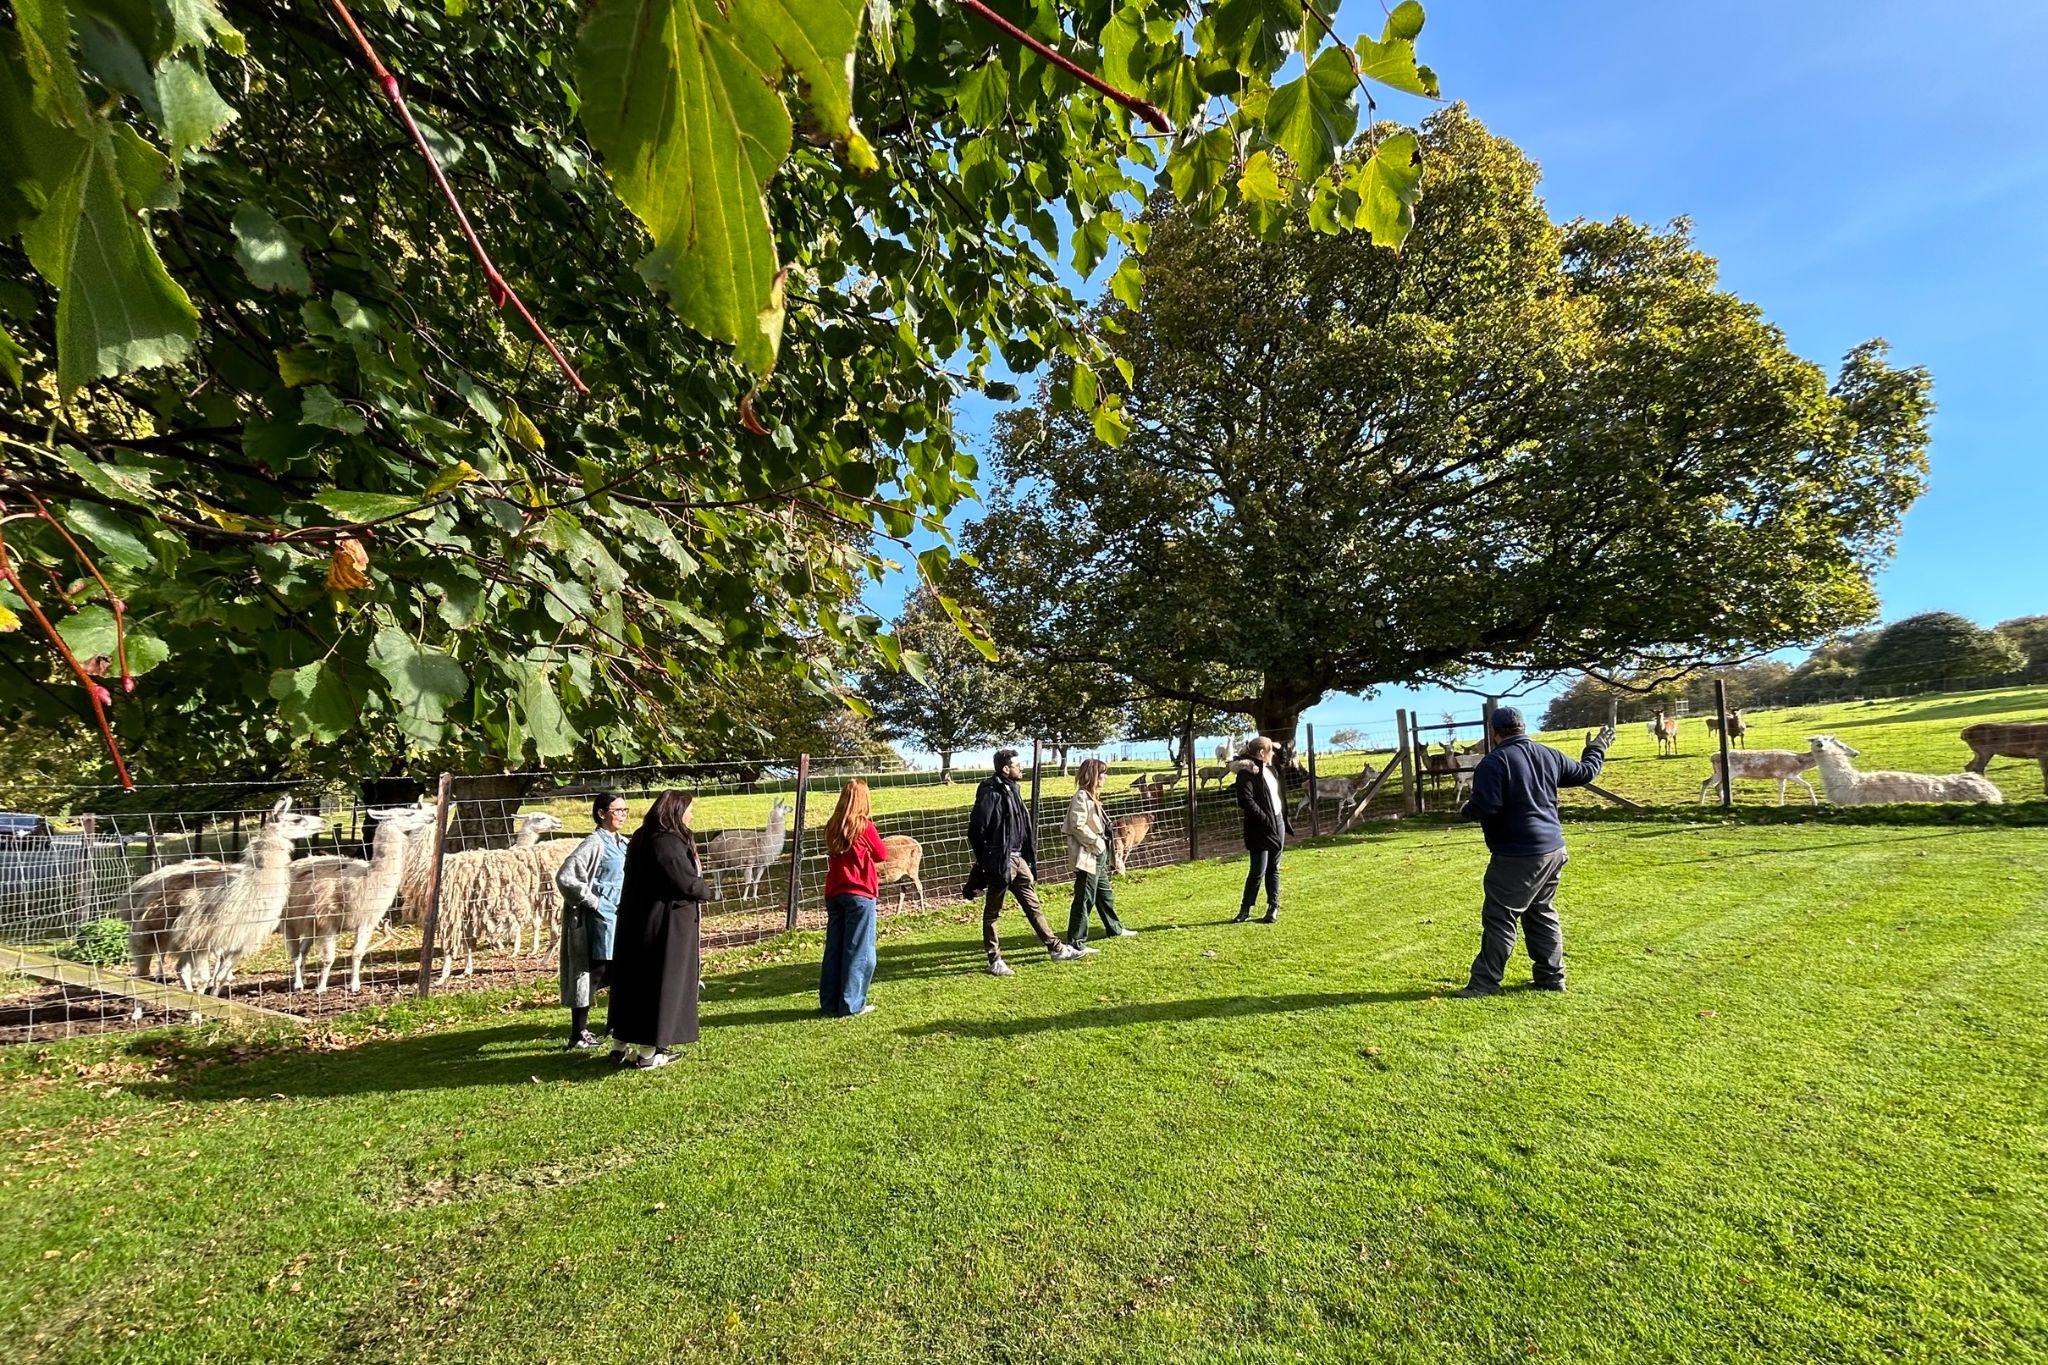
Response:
[820,894,878,1015]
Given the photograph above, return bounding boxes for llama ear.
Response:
[271,796,292,819]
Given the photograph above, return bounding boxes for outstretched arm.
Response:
[1557,725,1615,788]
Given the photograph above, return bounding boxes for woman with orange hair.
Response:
[820,779,889,1017]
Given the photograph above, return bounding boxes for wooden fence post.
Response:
[1028,739,1043,846]
[1183,713,1198,862]
[1482,697,1498,753]
[1305,723,1320,837]
[416,773,453,997]
[76,813,95,928]
[1714,679,1734,809]
[1396,709,1417,815]
[784,753,811,932]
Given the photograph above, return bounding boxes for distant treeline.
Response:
[1542,613,2047,730]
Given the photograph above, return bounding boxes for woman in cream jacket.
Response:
[1063,758,1136,949]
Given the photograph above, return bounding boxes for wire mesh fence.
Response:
[4,678,2043,1043]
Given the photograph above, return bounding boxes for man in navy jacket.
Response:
[1454,708,1613,996]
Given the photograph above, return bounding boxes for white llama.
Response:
[1806,735,2004,806]
[281,805,439,993]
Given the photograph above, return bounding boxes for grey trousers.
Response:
[1467,849,1568,990]
[983,855,1060,962]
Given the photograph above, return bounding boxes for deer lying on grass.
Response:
[1697,749,1821,806]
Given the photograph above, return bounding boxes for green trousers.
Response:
[1065,868,1125,946]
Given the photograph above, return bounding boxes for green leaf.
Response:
[273,346,331,387]
[1100,5,1147,91]
[898,647,931,687]
[1350,131,1425,249]
[313,490,424,522]
[1093,393,1131,447]
[1069,361,1099,410]
[936,593,998,662]
[154,49,236,161]
[0,323,23,388]
[299,385,366,434]
[231,201,311,293]
[422,460,484,497]
[369,627,469,745]
[60,502,152,568]
[1238,148,1286,202]
[52,605,169,676]
[576,0,866,376]
[1109,257,1144,310]
[1165,128,1234,206]
[504,403,545,453]
[516,660,580,759]
[954,61,1008,125]
[268,659,367,744]
[1356,5,1438,98]
[1263,47,1358,185]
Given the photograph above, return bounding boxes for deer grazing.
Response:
[877,834,925,906]
[1703,709,1747,747]
[1961,721,2048,796]
[1649,710,1679,756]
[1110,813,1154,874]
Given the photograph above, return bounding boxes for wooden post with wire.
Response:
[784,753,811,931]
[415,773,453,997]
[1714,679,1734,809]
[1482,697,1498,753]
[1028,740,1044,857]
[1183,714,1199,861]
[1305,724,1320,837]
[1396,710,1417,815]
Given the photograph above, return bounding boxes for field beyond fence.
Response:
[2,685,2045,1043]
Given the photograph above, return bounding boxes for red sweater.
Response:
[824,822,889,899]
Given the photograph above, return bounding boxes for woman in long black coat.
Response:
[605,789,712,1069]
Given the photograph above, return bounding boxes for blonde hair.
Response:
[824,779,872,856]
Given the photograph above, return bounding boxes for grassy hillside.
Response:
[2,817,2042,1362]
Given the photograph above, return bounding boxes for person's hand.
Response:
[1589,724,1615,751]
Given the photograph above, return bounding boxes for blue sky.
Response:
[873,1,2048,759]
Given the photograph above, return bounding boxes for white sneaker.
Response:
[1049,943,1084,962]
[1112,928,1138,938]
[1072,945,1100,956]
[854,1003,878,1016]
[987,959,1015,977]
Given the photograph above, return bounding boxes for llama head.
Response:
[768,799,792,824]
[1807,735,1861,759]
[367,806,439,838]
[270,803,330,843]
[516,811,565,837]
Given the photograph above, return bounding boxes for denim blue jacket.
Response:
[1460,734,1607,857]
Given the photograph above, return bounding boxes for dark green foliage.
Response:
[62,916,129,966]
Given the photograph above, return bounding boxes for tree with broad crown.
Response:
[966,107,1934,748]
[0,0,1445,787]
[1855,613,2024,690]
[1992,616,2048,682]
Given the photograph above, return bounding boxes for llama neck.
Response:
[512,824,541,848]
[360,823,413,909]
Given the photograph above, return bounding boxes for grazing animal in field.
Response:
[161,797,330,995]
[1197,764,1231,788]
[1704,709,1748,747]
[1806,735,2004,806]
[1697,749,1821,806]
[1423,744,1484,802]
[704,799,791,900]
[878,834,925,907]
[1110,813,1154,875]
[282,805,438,992]
[1960,721,2048,795]
[1649,710,1679,756]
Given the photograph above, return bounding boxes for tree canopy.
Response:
[966,107,1934,743]
[1855,612,2023,690]
[0,0,1446,787]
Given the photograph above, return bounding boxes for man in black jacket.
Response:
[1231,736,1293,923]
[967,749,1084,976]
[1455,708,1613,996]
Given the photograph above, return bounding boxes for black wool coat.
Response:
[606,828,712,1049]
[1233,759,1295,853]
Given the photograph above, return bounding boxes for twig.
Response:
[0,509,133,789]
[326,0,589,395]
[960,0,1171,133]
[21,489,130,694]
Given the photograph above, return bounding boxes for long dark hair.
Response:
[640,789,695,838]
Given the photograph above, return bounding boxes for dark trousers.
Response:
[1241,845,1281,915]
[819,893,877,1016]
[1467,850,1567,989]
[983,856,1059,961]
[1065,869,1124,946]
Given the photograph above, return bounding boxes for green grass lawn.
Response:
[3,815,2044,1362]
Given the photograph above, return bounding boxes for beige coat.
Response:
[1064,790,1109,875]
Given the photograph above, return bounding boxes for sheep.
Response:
[166,797,330,995]
[281,805,439,993]
[1961,721,2048,795]
[1696,749,1821,806]
[1110,812,1154,874]
[1704,709,1748,747]
[1806,735,2004,806]
[1649,710,1679,756]
[427,812,570,983]
[704,799,791,901]
[878,834,925,907]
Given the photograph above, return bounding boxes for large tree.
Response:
[967,107,1933,744]
[858,588,1013,782]
[0,0,1447,788]
[1856,612,2024,690]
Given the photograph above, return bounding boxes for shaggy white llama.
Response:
[704,800,790,901]
[281,805,439,992]
[165,797,329,995]
[1805,735,2004,806]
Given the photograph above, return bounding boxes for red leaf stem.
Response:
[326,0,590,395]
[0,510,133,790]
[23,489,130,693]
[960,0,1171,133]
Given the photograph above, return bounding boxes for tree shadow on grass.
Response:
[1820,691,2048,728]
[1651,829,1983,863]
[898,988,1442,1040]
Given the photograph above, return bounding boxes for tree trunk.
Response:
[448,771,544,850]
[1055,745,1070,775]
[939,749,954,784]
[1253,677,1322,766]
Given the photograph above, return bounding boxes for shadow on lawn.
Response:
[898,988,1441,1040]
[1816,691,2048,728]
